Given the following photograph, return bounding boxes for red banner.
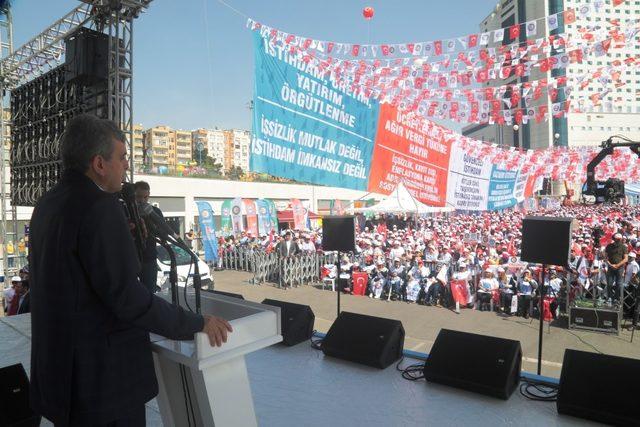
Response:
[450,280,469,305]
[368,104,453,206]
[291,198,308,230]
[243,199,259,236]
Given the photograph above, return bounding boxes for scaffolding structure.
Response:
[0,1,151,276]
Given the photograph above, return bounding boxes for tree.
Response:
[198,148,223,176]
[227,166,244,181]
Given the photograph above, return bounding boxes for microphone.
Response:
[138,202,185,246]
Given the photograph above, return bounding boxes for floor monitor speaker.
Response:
[321,311,404,369]
[423,329,522,399]
[0,364,41,427]
[557,349,640,425]
[261,299,315,346]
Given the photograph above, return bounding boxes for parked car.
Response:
[156,242,213,291]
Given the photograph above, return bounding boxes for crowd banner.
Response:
[244,199,259,236]
[195,201,219,263]
[367,104,453,207]
[446,139,493,210]
[256,199,271,235]
[231,197,244,234]
[266,199,279,232]
[250,32,379,191]
[220,200,232,235]
[291,198,307,230]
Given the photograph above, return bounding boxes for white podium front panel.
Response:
[151,292,282,427]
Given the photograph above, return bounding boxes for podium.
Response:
[151,293,282,426]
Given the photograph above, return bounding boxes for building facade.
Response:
[224,129,251,172]
[463,0,640,149]
[143,125,193,172]
[191,128,226,169]
[132,123,145,173]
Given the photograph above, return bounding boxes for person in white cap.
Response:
[2,276,19,314]
[5,276,23,316]
[605,233,628,303]
[625,252,639,287]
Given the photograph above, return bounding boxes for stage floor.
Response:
[0,315,600,426]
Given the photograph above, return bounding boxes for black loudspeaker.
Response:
[521,216,573,266]
[261,299,315,346]
[322,216,356,252]
[321,312,404,369]
[206,289,244,300]
[0,364,41,427]
[558,350,640,425]
[65,27,109,85]
[423,329,522,400]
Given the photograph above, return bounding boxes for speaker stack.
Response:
[10,27,110,207]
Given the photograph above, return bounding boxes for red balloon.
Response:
[363,6,374,20]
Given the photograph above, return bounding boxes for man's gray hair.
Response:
[60,114,126,173]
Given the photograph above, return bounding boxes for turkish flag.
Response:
[509,25,520,40]
[539,58,550,72]
[434,40,443,55]
[351,44,360,56]
[450,280,469,305]
[549,88,558,102]
[468,34,478,48]
[515,109,524,124]
[381,45,390,56]
[564,9,576,24]
[613,0,625,6]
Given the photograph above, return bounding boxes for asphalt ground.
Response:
[212,269,640,378]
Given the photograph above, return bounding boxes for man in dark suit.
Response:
[134,180,162,293]
[276,231,301,257]
[29,114,232,426]
[16,280,30,315]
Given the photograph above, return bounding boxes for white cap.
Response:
[11,276,21,282]
[630,252,637,258]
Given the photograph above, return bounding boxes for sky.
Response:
[13,0,498,131]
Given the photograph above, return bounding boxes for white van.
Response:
[156,242,213,290]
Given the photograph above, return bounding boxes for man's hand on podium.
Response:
[203,315,233,347]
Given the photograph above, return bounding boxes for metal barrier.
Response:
[220,247,331,287]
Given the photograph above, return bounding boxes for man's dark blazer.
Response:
[17,291,30,314]
[28,170,204,425]
[275,239,301,257]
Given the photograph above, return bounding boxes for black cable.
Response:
[396,357,426,381]
[310,330,323,350]
[518,378,559,402]
[183,252,194,312]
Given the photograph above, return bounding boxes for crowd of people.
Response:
[218,204,640,322]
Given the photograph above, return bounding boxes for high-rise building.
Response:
[462,0,640,149]
[143,125,173,171]
[143,125,194,172]
[132,123,145,172]
[174,130,193,167]
[564,0,640,146]
[191,128,226,169]
[224,129,251,172]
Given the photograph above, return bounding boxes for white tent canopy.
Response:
[352,182,454,214]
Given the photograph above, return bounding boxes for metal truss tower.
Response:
[0,0,152,276]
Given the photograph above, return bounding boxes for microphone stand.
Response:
[158,238,179,306]
[537,264,546,376]
[165,235,202,315]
